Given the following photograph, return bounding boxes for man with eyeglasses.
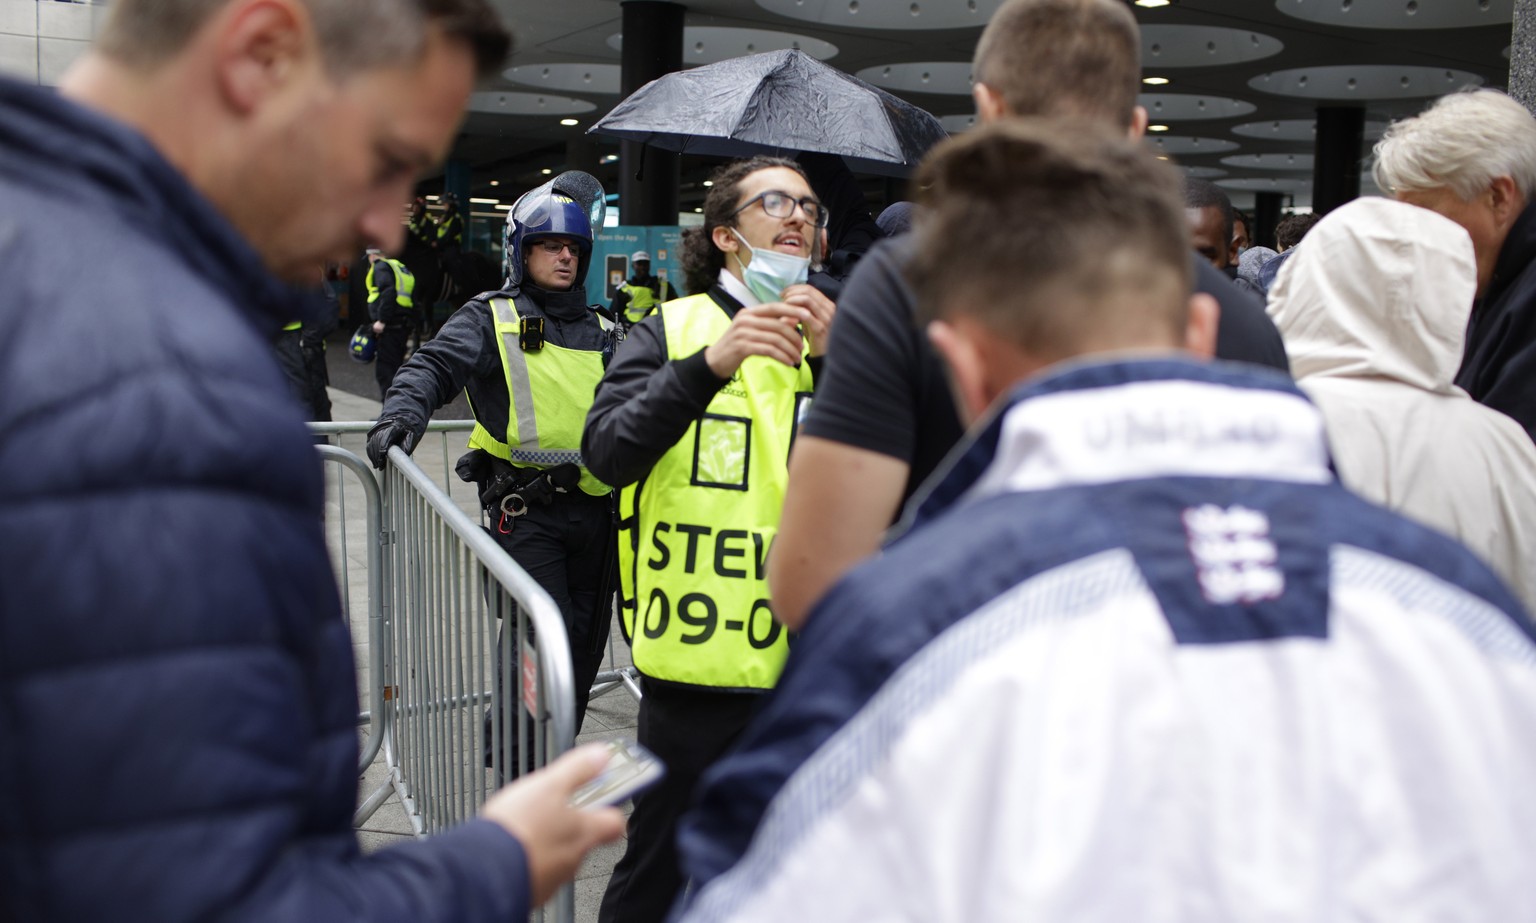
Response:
[370,172,618,760]
[582,156,836,923]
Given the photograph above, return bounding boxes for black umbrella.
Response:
[588,50,948,177]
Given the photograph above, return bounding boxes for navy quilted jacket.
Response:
[0,77,530,922]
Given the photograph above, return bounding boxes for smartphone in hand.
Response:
[570,739,665,809]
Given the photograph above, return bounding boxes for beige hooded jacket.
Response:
[1269,196,1536,613]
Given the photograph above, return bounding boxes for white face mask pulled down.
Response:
[731,228,810,304]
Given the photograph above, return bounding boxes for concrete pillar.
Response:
[1312,106,1364,216]
[1253,191,1284,251]
[1512,0,1536,112]
[619,1,684,225]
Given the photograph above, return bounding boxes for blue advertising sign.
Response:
[587,226,686,307]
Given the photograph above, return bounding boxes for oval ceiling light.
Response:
[1143,76,1171,86]
[1144,135,1240,155]
[1218,177,1311,191]
[503,63,622,95]
[1141,25,1283,68]
[857,62,974,95]
[608,27,837,63]
[1249,65,1483,99]
[559,118,580,126]
[1231,118,1389,141]
[755,0,1000,29]
[1181,166,1228,178]
[1136,0,1171,7]
[467,91,596,116]
[1276,0,1512,30]
[1139,93,1256,120]
[1221,152,1316,171]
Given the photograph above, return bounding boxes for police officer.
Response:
[365,247,415,400]
[367,171,616,759]
[609,250,674,330]
[582,156,836,923]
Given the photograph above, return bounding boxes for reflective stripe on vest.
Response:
[616,292,813,690]
[365,258,414,307]
[281,320,302,332]
[466,296,612,497]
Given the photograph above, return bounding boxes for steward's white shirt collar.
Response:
[718,267,759,308]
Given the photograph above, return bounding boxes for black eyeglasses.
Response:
[533,239,580,256]
[730,190,829,228]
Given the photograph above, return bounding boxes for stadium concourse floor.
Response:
[323,332,638,923]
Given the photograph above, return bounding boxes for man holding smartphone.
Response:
[369,172,618,755]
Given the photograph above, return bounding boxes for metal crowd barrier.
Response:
[311,421,583,923]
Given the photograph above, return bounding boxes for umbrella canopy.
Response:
[589,49,948,177]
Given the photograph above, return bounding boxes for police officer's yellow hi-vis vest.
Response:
[467,296,612,497]
[365,258,414,307]
[620,278,673,324]
[617,292,814,690]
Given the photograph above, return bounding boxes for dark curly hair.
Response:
[680,155,808,296]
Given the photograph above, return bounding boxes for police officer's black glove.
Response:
[366,416,422,470]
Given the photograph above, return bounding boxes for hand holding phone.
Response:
[569,738,665,809]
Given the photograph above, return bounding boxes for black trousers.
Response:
[597,679,760,923]
[483,490,615,773]
[375,321,410,400]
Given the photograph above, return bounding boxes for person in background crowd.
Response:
[367,172,617,771]
[583,156,835,923]
[1276,211,1321,251]
[1374,88,1536,440]
[768,0,1289,631]
[674,117,1536,923]
[0,0,623,920]
[610,249,675,330]
[1231,207,1251,257]
[1267,196,1536,611]
[274,266,340,421]
[1236,245,1278,293]
[366,246,416,399]
[1186,178,1241,275]
[1256,212,1322,295]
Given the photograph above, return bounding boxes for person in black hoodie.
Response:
[1374,88,1536,441]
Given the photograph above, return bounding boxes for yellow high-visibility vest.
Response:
[617,292,813,690]
[365,258,414,308]
[467,296,611,497]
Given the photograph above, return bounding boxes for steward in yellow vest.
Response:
[366,172,619,768]
[610,250,675,329]
[581,156,837,923]
[363,250,415,400]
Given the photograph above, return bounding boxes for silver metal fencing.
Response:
[312,422,581,922]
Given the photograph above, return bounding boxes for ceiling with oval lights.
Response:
[607,27,837,64]
[857,62,973,95]
[1231,118,1389,141]
[1222,153,1316,171]
[1141,25,1284,68]
[1140,93,1256,120]
[1145,136,1241,155]
[504,63,622,95]
[1250,64,1484,99]
[1275,0,1513,31]
[468,91,597,116]
[755,0,1002,30]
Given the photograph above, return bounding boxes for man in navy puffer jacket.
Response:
[0,1,621,920]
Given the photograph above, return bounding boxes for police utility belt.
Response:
[456,449,581,533]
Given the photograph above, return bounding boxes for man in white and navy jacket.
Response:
[670,121,1536,923]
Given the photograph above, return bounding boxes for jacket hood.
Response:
[1268,197,1474,394]
[0,77,295,330]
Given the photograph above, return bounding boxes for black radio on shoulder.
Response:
[519,315,545,351]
